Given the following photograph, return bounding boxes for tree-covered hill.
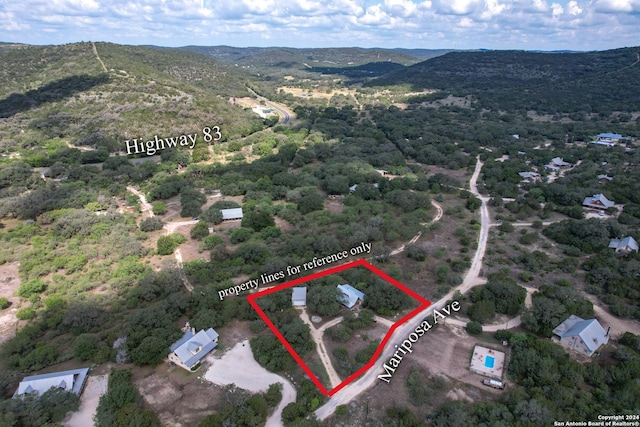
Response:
[370,47,640,114]
[0,42,264,154]
[178,45,425,80]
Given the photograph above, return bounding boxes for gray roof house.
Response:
[597,174,613,182]
[609,236,639,253]
[337,284,365,309]
[551,157,571,167]
[14,368,89,397]
[518,171,540,181]
[582,193,615,210]
[169,328,219,371]
[292,287,307,306]
[221,208,243,221]
[552,315,609,356]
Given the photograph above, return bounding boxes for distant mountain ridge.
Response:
[370,46,640,113]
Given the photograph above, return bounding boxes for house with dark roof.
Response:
[582,193,614,210]
[221,208,243,221]
[609,236,639,253]
[336,284,365,309]
[552,315,609,356]
[292,286,307,306]
[169,328,219,371]
[14,368,89,397]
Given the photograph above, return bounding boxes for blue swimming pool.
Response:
[485,356,495,369]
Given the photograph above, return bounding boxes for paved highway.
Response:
[247,87,293,125]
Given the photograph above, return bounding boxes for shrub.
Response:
[466,321,483,335]
[139,217,164,232]
[16,307,36,320]
[18,278,47,298]
[0,297,10,310]
[190,221,210,240]
[230,227,253,244]
[151,201,167,215]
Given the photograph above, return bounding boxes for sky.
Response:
[0,0,639,51]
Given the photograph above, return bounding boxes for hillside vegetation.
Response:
[371,47,640,114]
[0,42,263,155]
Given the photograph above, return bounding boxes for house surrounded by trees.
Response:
[552,315,609,357]
[609,236,639,253]
[169,327,219,371]
[292,287,307,306]
[14,368,89,397]
[582,193,614,211]
[336,284,365,309]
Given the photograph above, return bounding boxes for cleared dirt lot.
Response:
[134,364,224,426]
[0,261,21,345]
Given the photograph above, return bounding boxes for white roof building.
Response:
[221,208,243,221]
[292,287,307,306]
[14,368,89,397]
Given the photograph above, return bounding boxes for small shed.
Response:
[292,287,307,306]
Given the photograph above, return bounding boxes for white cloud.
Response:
[567,0,583,15]
[551,2,564,16]
[0,0,638,50]
[590,0,640,12]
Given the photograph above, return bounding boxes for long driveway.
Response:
[315,156,491,420]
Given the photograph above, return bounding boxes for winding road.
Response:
[247,87,293,125]
[315,156,491,420]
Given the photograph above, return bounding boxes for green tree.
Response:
[190,221,209,240]
[73,333,100,361]
[466,321,483,335]
[242,209,275,232]
[151,201,167,215]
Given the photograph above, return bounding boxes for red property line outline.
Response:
[246,258,431,396]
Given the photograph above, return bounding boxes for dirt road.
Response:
[126,186,154,217]
[63,374,108,427]
[298,309,343,388]
[446,286,536,332]
[203,340,296,427]
[390,200,443,256]
[315,157,491,420]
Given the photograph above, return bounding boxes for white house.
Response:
[169,328,219,371]
[14,368,89,397]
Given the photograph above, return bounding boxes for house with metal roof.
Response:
[552,315,609,356]
[220,208,243,221]
[582,193,615,210]
[292,286,307,306]
[609,236,639,254]
[169,328,219,371]
[14,368,89,397]
[336,284,365,309]
[550,157,571,167]
[518,171,540,181]
[597,133,624,142]
[597,174,613,182]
